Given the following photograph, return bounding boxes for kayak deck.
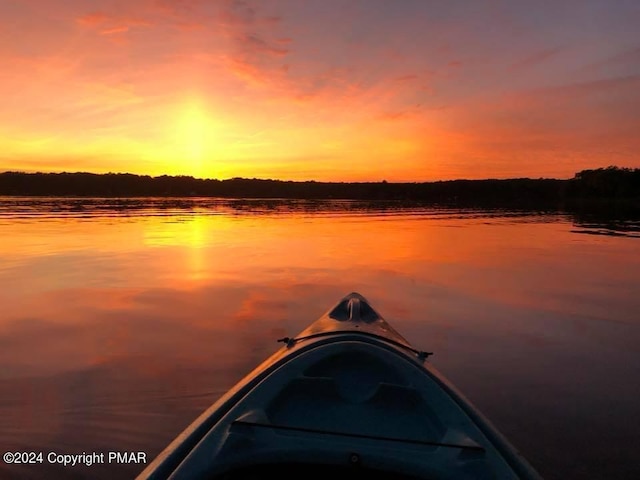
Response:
[138,292,541,480]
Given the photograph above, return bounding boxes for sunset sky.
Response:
[1,0,639,181]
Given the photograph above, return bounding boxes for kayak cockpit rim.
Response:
[276,329,434,360]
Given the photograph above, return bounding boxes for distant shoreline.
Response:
[1,168,639,211]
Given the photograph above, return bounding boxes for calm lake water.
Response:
[0,197,639,480]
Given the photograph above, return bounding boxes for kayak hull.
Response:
[138,293,542,480]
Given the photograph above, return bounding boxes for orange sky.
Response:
[1,0,639,181]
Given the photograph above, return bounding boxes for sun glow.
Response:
[170,100,225,178]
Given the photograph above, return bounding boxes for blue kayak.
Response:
[138,292,542,480]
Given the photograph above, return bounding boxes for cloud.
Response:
[101,26,130,35]
[516,74,640,103]
[76,12,109,27]
[377,105,424,122]
[217,0,257,26]
[75,10,151,37]
[204,2,293,92]
[508,47,562,71]
[72,0,426,119]
[218,55,275,88]
[237,34,289,57]
[601,46,640,68]
[394,74,419,82]
[153,0,203,17]
[578,46,640,77]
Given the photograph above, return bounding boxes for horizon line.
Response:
[4,168,628,184]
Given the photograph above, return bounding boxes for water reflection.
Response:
[570,211,640,238]
[2,196,639,238]
[0,198,639,479]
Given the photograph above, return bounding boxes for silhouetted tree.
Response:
[0,168,638,212]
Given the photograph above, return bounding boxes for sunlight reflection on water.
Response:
[0,197,639,479]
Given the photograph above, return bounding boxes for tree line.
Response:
[0,166,638,209]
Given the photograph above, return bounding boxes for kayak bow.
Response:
[138,292,542,480]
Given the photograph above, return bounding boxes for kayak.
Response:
[138,292,542,480]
